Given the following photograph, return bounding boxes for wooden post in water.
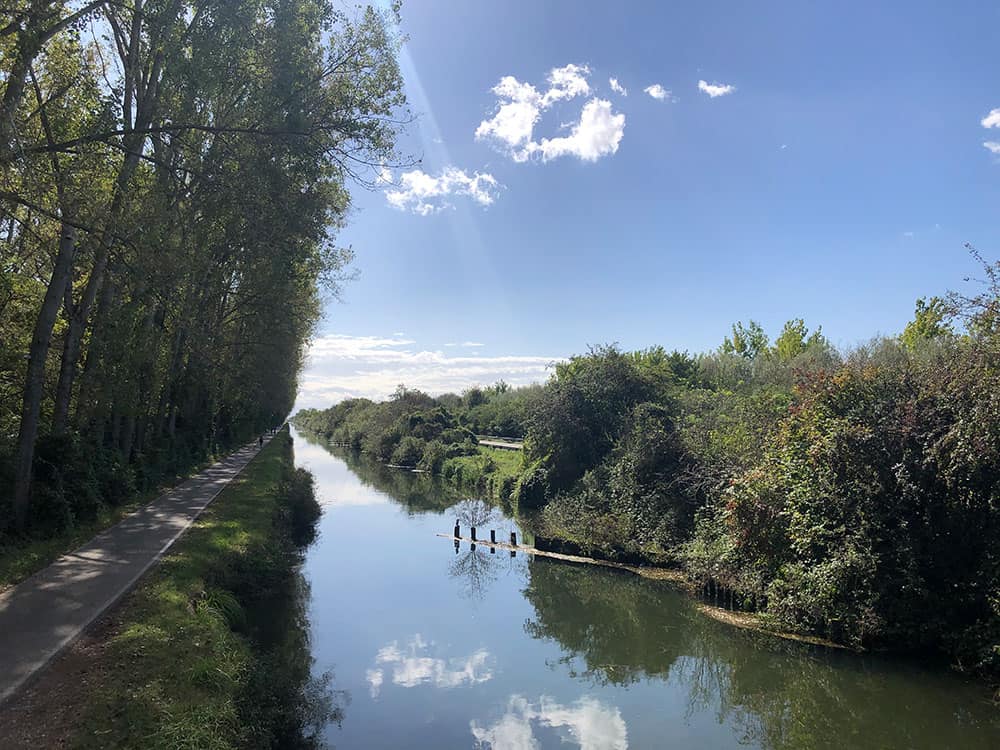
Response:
[490,529,496,543]
[510,531,517,546]
[454,521,460,539]
[471,526,477,542]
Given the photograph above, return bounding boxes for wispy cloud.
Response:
[643,83,671,101]
[981,108,1000,129]
[385,167,501,215]
[983,141,1000,155]
[698,79,735,98]
[476,64,625,163]
[609,77,627,96]
[445,341,485,348]
[296,333,558,409]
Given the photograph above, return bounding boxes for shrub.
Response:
[513,459,549,513]
[390,436,424,467]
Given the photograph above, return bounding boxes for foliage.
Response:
[0,0,408,538]
[901,297,953,350]
[721,320,769,359]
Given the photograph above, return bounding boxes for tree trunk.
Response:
[72,274,117,431]
[12,223,77,530]
[51,140,142,433]
[51,250,110,433]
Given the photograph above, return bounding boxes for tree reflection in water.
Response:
[450,541,528,601]
[522,559,1000,750]
[325,442,466,514]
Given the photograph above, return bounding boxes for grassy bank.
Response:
[440,446,524,505]
[67,429,328,749]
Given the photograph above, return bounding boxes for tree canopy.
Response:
[1,0,408,534]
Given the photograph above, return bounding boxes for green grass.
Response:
[69,432,295,750]
[441,446,525,502]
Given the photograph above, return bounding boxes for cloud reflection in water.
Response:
[471,695,628,750]
[366,634,494,698]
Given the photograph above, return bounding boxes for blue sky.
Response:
[297,0,1000,408]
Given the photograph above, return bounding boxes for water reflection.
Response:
[367,635,494,697]
[471,695,627,750]
[450,541,529,601]
[523,560,1000,750]
[300,434,464,514]
[249,563,349,747]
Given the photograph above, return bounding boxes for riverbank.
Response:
[0,429,328,749]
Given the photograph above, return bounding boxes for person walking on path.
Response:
[258,435,263,448]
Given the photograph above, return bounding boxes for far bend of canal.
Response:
[288,427,1000,749]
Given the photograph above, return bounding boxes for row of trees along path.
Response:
[0,1,408,533]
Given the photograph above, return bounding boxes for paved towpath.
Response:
[0,435,273,704]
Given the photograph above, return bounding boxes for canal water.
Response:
[290,427,1000,749]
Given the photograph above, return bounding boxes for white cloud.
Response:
[698,79,735,98]
[471,695,628,750]
[369,636,493,697]
[608,77,627,96]
[903,231,915,238]
[295,333,558,409]
[475,77,544,160]
[385,166,501,215]
[543,63,592,105]
[981,109,1000,129]
[476,64,625,163]
[445,341,485,348]
[535,99,625,162]
[983,141,1000,154]
[643,83,670,101]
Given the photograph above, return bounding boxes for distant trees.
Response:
[1,0,407,535]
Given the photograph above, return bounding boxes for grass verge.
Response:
[441,446,524,503]
[66,430,329,749]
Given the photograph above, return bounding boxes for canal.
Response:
[290,427,1000,749]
